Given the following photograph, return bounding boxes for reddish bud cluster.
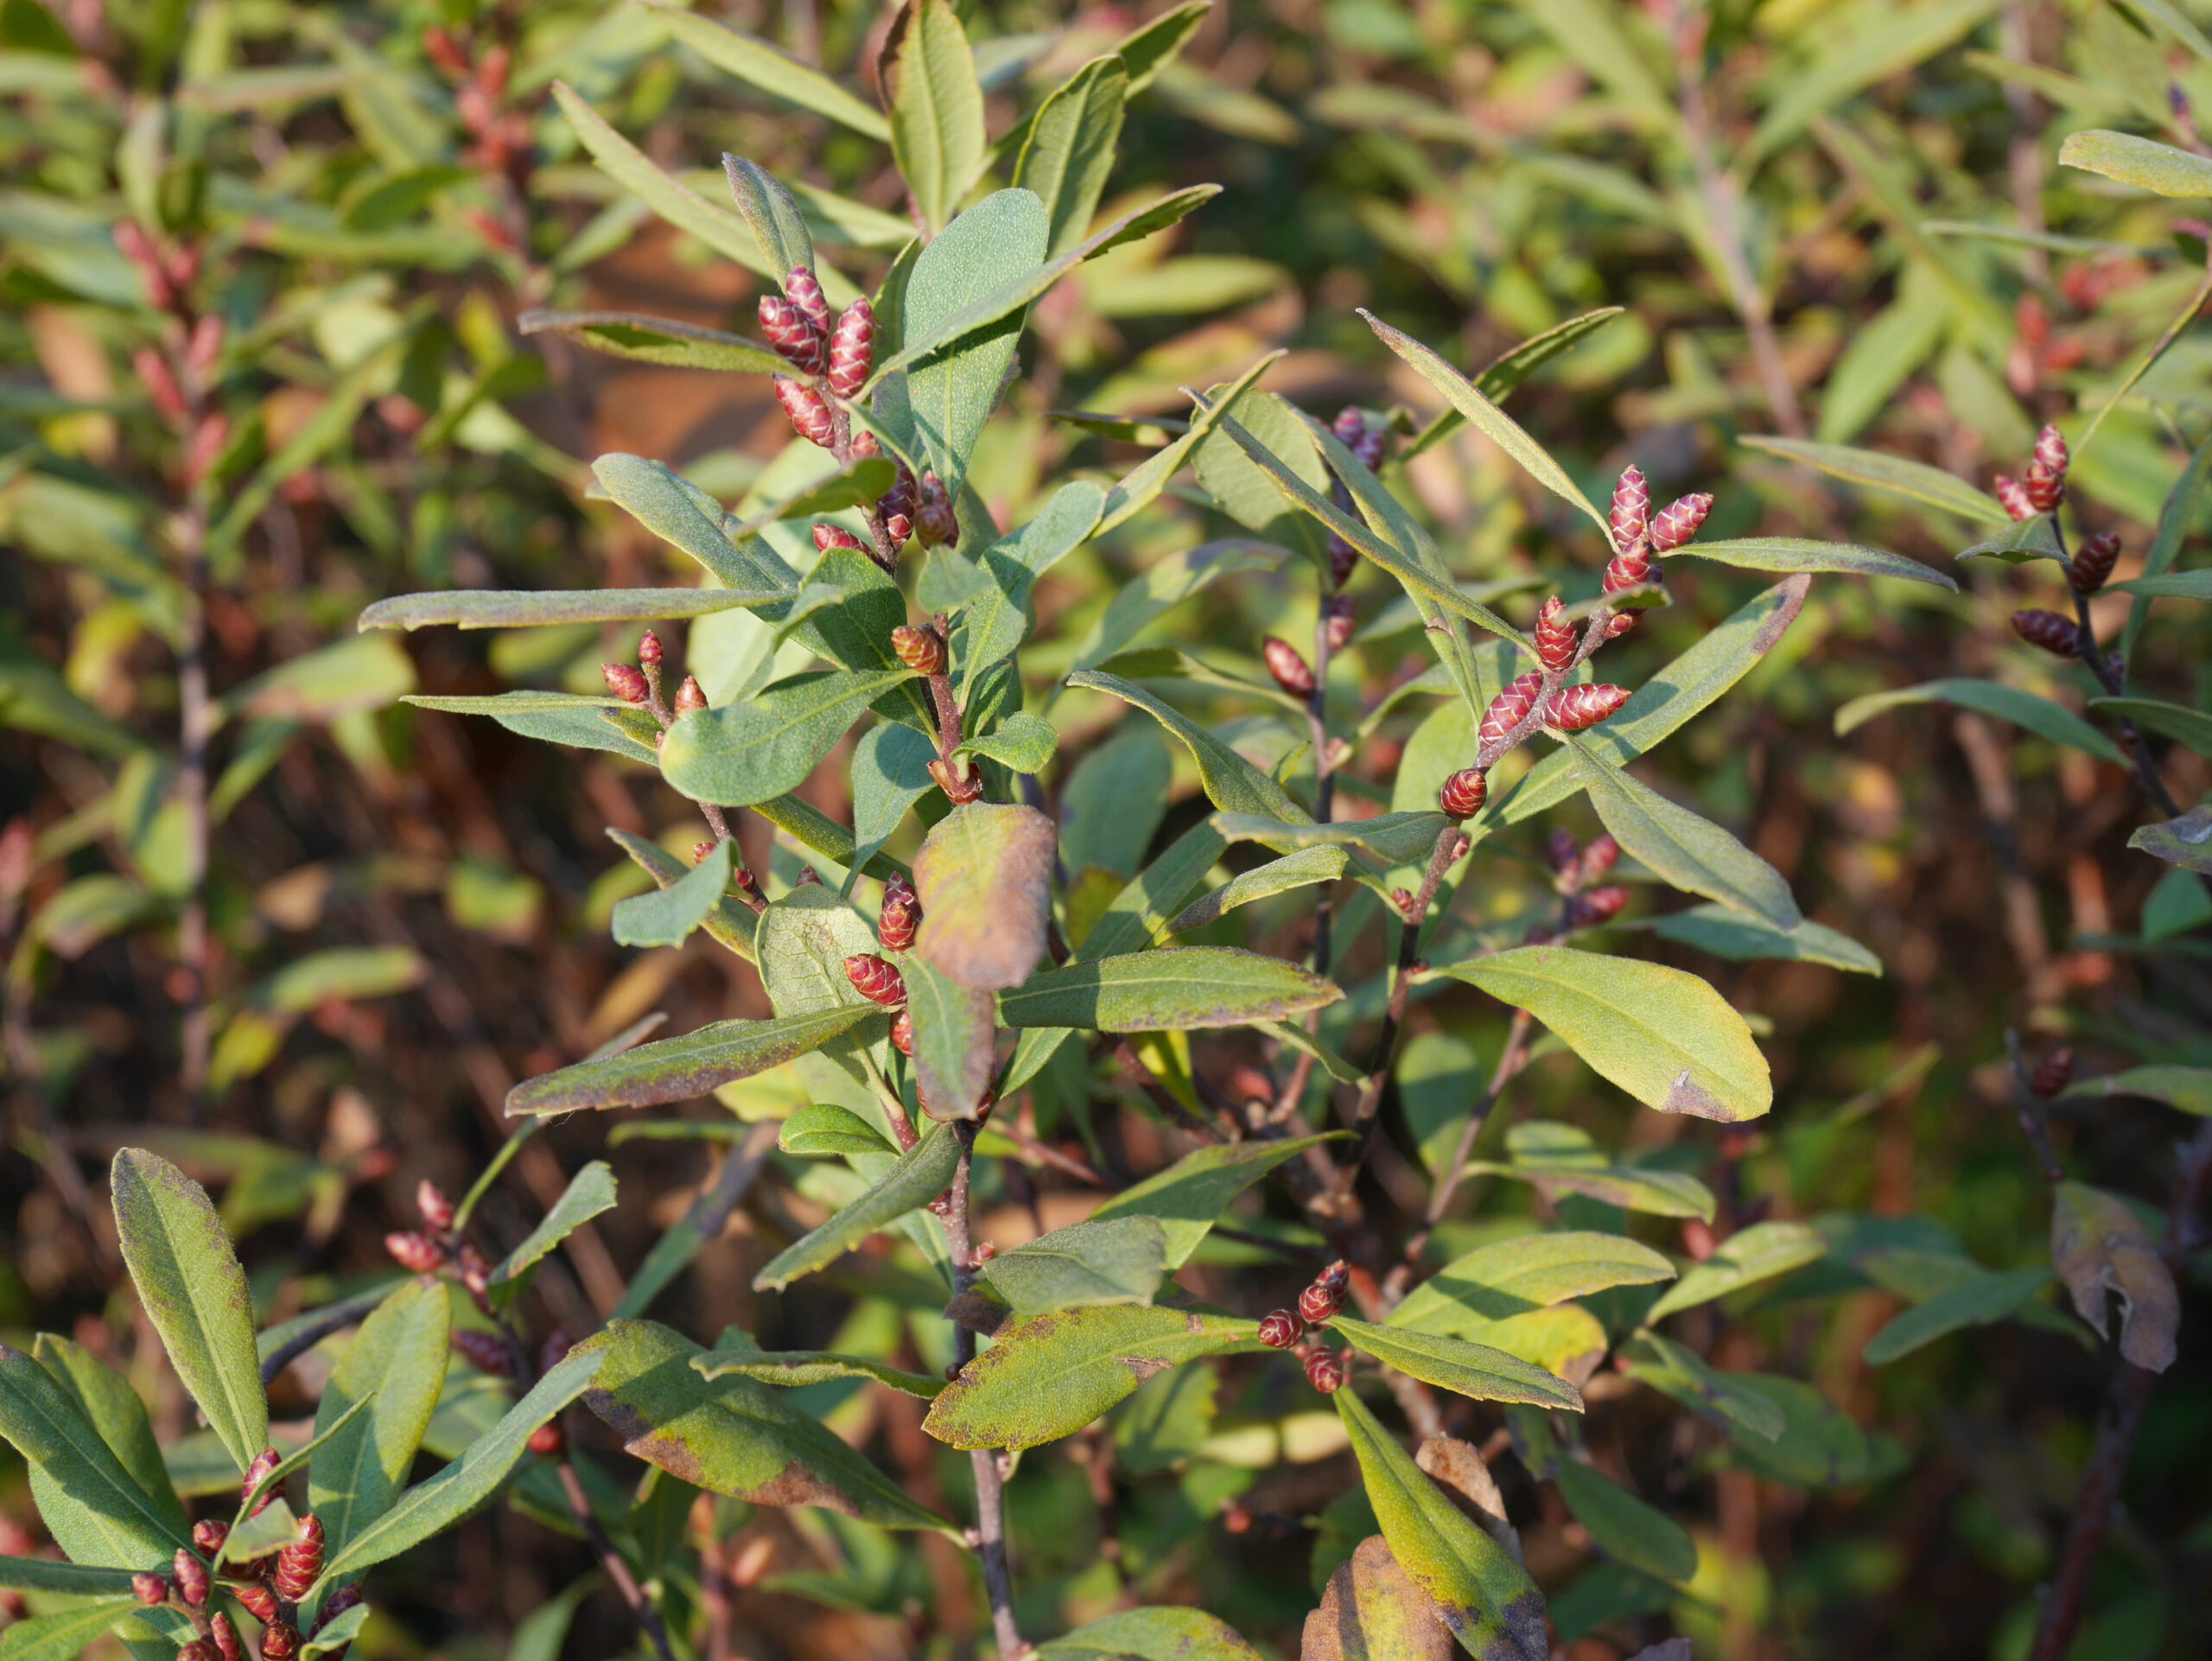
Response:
[1438,767,1488,820]
[186,315,226,381]
[1257,1309,1305,1349]
[2024,424,2069,512]
[1478,670,1545,752]
[773,378,836,448]
[601,663,649,704]
[1533,595,1576,671]
[784,267,831,334]
[637,630,663,669]
[812,523,863,557]
[845,953,908,1007]
[674,676,708,715]
[416,1180,454,1231]
[138,347,187,423]
[1541,683,1631,732]
[173,1549,209,1607]
[879,871,920,951]
[2031,1047,2075,1098]
[319,1585,365,1628]
[1262,636,1315,697]
[1302,1347,1344,1394]
[892,624,945,675]
[273,1515,324,1601]
[1297,1260,1350,1324]
[242,1448,283,1517]
[827,300,874,398]
[2011,608,2081,657]
[453,1328,515,1377]
[916,473,957,548]
[2070,531,2120,595]
[1610,464,1649,551]
[759,294,825,374]
[179,1639,220,1661]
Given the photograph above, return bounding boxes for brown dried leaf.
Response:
[1302,1536,1456,1661]
[1415,1436,1522,1565]
[2050,1181,2177,1372]
[913,803,1057,989]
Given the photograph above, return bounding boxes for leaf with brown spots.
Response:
[913,802,1057,990]
[576,1321,956,1534]
[1039,1606,1265,1659]
[2050,1181,2178,1372]
[923,1304,1263,1450]
[505,1004,877,1116]
[1302,1536,1458,1661]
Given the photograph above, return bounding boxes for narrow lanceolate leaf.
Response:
[320,1349,606,1581]
[2093,696,2212,755]
[721,154,812,283]
[1619,1334,1785,1441]
[506,1006,874,1115]
[752,1126,960,1291]
[905,954,999,1120]
[0,1345,184,1566]
[111,1150,268,1474]
[659,669,916,806]
[1360,309,1609,541]
[1407,306,1628,458]
[1211,811,1452,869]
[1648,905,1882,976]
[1835,679,2123,763]
[2109,570,2212,600]
[2050,1181,2177,1371]
[1553,1459,1698,1585]
[1668,537,1957,590]
[923,1304,1263,1450]
[491,1162,618,1299]
[997,946,1342,1032]
[1014,55,1128,258]
[645,4,889,140]
[1442,948,1770,1121]
[2059,128,2212,196]
[1335,1386,1548,1661]
[1570,741,1800,929]
[29,1337,187,1544]
[608,830,759,962]
[515,308,787,373]
[693,1348,945,1398]
[912,803,1058,990]
[0,1558,146,1594]
[0,1600,144,1661]
[1332,1318,1584,1410]
[579,1321,952,1531]
[553,83,770,283]
[2063,1065,2212,1117]
[1164,846,1346,938]
[308,1278,450,1558]
[1739,436,2008,524]
[1959,515,2063,563]
[1090,1135,1342,1270]
[1644,1222,1827,1322]
[2131,806,2212,874]
[1391,1231,1677,1336]
[1066,671,1313,824]
[612,839,730,949]
[1861,1267,2052,1365]
[1039,1607,1263,1661]
[887,0,987,233]
[971,1217,1168,1317]
[360,588,778,632]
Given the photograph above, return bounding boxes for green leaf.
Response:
[593,454,798,593]
[1067,671,1313,824]
[308,1278,450,1560]
[1407,307,1628,458]
[1037,1608,1262,1661]
[223,636,414,726]
[611,840,730,949]
[1716,1374,1907,1488]
[904,954,998,1120]
[1300,1535,1459,1661]
[1835,679,2123,763]
[111,1149,268,1475]
[2058,127,2212,195]
[960,710,1058,773]
[320,1347,605,1581]
[1096,353,1282,536]
[972,1217,1168,1316]
[0,1344,183,1567]
[720,154,812,284]
[1668,537,1956,591]
[1164,846,1347,939]
[1210,811,1451,869]
[888,0,987,233]
[2063,1065,2212,1117]
[362,587,777,632]
[1014,55,1128,258]
[754,885,884,1072]
[28,1337,187,1546]
[1570,741,1800,928]
[1334,1385,1548,1661]
[577,1321,950,1531]
[1359,309,1609,541]
[1332,1317,1584,1410]
[645,4,889,140]
[1644,1222,1827,1322]
[506,1006,875,1115]
[779,1104,898,1157]
[302,1605,368,1659]
[2092,695,2212,754]
[1439,947,1772,1122]
[752,1126,960,1291]
[997,946,1342,1032]
[659,669,917,807]
[1647,905,1882,976]
[692,1347,945,1397]
[898,189,1048,493]
[958,480,1108,688]
[1619,1334,1785,1441]
[1861,1267,2052,1365]
[2107,570,2212,600]
[1090,1135,1342,1270]
[491,1162,617,1301]
[607,830,760,962]
[1553,1459,1697,1585]
[1392,1231,1677,1336]
[0,1600,143,1661]
[1749,0,2004,162]
[849,722,939,878]
[0,1558,146,1594]
[923,1304,1263,1450]
[514,309,786,373]
[2130,806,2212,874]
[1959,514,2063,563]
[1461,1121,1715,1220]
[1740,435,2008,523]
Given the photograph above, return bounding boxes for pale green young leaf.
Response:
[779,1104,898,1157]
[1090,1134,1342,1270]
[996,946,1342,1032]
[658,669,917,807]
[1644,1221,1827,1322]
[1739,435,2008,523]
[1036,1607,1262,1661]
[1096,352,1282,536]
[611,839,730,949]
[753,1126,959,1290]
[111,1150,268,1474]
[490,1162,618,1301]
[1959,514,2063,563]
[1014,56,1128,257]
[362,587,777,632]
[849,722,938,881]
[959,710,1058,773]
[1332,1317,1584,1410]
[720,154,813,283]
[1570,740,1801,929]
[1669,537,1956,590]
[607,830,759,962]
[1066,671,1312,824]
[1406,307,1628,459]
[505,1005,875,1115]
[307,1278,450,1558]
[514,309,787,373]
[591,453,798,593]
[958,479,1108,688]
[27,1338,187,1542]
[899,189,1047,493]
[888,0,987,233]
[1391,1231,1676,1336]
[1835,679,2123,763]
[2058,127,2212,196]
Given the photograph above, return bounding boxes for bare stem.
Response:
[556,1459,680,1661]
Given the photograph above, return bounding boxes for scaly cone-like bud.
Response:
[1478,669,1546,752]
[233,1583,280,1628]
[674,676,708,715]
[240,1448,283,1517]
[757,294,825,374]
[319,1585,365,1628]
[1533,595,1576,671]
[1303,1347,1344,1394]
[813,524,865,562]
[1610,464,1649,551]
[892,624,944,675]
[879,871,920,951]
[783,265,831,334]
[1541,683,1633,732]
[1326,531,1358,589]
[132,1573,171,1606]
[179,1640,220,1661]
[2070,531,2120,595]
[1437,767,1488,820]
[772,377,836,448]
[2033,423,2069,479]
[209,1613,243,1661]
[416,1180,454,1231]
[637,630,663,669]
[878,462,917,548]
[1321,595,1355,652]
[844,953,907,1007]
[1994,475,2036,521]
[601,663,649,704]
[2031,1047,2075,1098]
[191,1520,229,1556]
[385,1231,443,1274]
[1649,492,1713,553]
[452,1327,515,1377]
[915,472,957,548]
[2023,461,2063,514]
[1573,886,1630,926]
[1257,1310,1306,1349]
[261,1624,301,1661]
[273,1515,324,1601]
[1262,636,1315,697]
[1580,833,1620,883]
[1297,1261,1349,1323]
[172,1550,208,1607]
[2011,608,2081,657]
[826,299,874,399]
[889,1008,914,1056]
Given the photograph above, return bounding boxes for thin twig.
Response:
[556,1460,681,1661]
